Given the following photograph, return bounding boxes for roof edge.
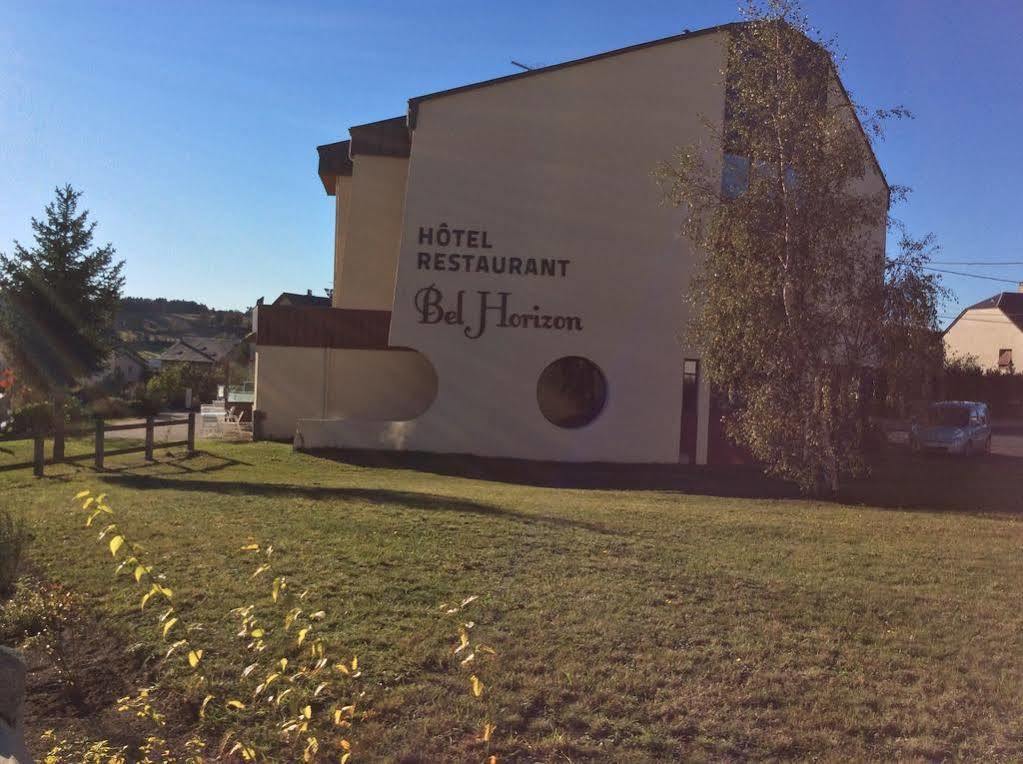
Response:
[407,22,740,128]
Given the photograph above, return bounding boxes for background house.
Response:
[157,336,240,369]
[272,290,331,308]
[944,286,1023,373]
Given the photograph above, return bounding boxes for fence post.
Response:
[33,431,44,477]
[52,408,65,463]
[145,416,155,461]
[94,418,105,471]
[186,411,196,454]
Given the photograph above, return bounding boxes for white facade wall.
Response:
[944,308,1023,371]
[382,32,729,463]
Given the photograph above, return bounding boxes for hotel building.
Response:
[252,22,886,465]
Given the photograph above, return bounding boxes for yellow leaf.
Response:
[240,544,259,551]
[251,564,269,578]
[310,610,326,620]
[109,535,124,556]
[470,675,484,697]
[334,662,350,675]
[83,497,95,510]
[340,754,351,764]
[96,493,107,504]
[297,627,309,646]
[272,577,282,602]
[340,739,351,751]
[74,489,91,500]
[250,628,265,639]
[188,649,203,668]
[133,565,147,583]
[162,617,178,638]
[200,694,214,719]
[159,586,173,600]
[226,699,246,710]
[482,721,496,742]
[350,656,358,671]
[140,590,155,610]
[302,704,312,719]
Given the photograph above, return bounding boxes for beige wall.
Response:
[254,345,436,440]
[381,31,729,463]
[944,308,1023,371]
[332,175,353,307]
[333,156,409,311]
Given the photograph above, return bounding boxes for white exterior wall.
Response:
[944,308,1023,371]
[254,346,436,440]
[333,156,409,311]
[380,32,729,463]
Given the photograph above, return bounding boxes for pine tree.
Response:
[0,185,125,396]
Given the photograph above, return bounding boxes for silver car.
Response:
[910,401,992,456]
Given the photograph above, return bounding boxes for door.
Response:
[679,359,699,463]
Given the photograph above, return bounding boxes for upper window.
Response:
[998,348,1013,370]
[537,356,607,429]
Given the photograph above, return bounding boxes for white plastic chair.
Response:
[223,407,246,438]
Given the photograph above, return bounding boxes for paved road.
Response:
[992,419,1023,459]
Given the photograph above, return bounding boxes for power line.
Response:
[923,267,1021,284]
[930,261,1023,266]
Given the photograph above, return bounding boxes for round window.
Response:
[537,356,607,428]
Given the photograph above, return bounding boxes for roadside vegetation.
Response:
[2,439,1022,760]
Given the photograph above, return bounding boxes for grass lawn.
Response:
[3,438,1023,761]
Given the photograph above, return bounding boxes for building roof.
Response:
[113,346,148,367]
[158,336,240,364]
[949,291,1023,334]
[273,291,331,308]
[316,140,353,194]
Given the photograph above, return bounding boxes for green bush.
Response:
[8,401,55,435]
[0,509,32,597]
[146,364,216,409]
[87,396,135,420]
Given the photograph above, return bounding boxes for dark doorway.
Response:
[680,358,699,463]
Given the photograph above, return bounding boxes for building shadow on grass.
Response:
[96,473,619,535]
[303,447,1023,516]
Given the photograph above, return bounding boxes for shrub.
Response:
[0,509,32,596]
[146,364,217,409]
[8,401,56,435]
[87,396,134,420]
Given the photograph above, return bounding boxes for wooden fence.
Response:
[0,413,195,476]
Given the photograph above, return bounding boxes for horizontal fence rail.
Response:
[0,413,196,476]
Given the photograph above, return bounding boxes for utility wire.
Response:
[930,261,1023,266]
[923,266,1020,284]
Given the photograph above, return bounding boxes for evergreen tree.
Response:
[0,185,125,395]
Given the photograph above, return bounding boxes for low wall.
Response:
[0,647,29,763]
[254,346,437,440]
[294,418,420,451]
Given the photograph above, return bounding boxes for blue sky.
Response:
[2,1,1021,319]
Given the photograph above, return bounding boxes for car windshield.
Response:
[928,406,970,427]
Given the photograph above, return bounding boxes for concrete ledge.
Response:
[294,418,419,452]
[0,646,29,763]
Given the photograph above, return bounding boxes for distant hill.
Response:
[115,297,250,359]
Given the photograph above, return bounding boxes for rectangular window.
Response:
[998,348,1013,370]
